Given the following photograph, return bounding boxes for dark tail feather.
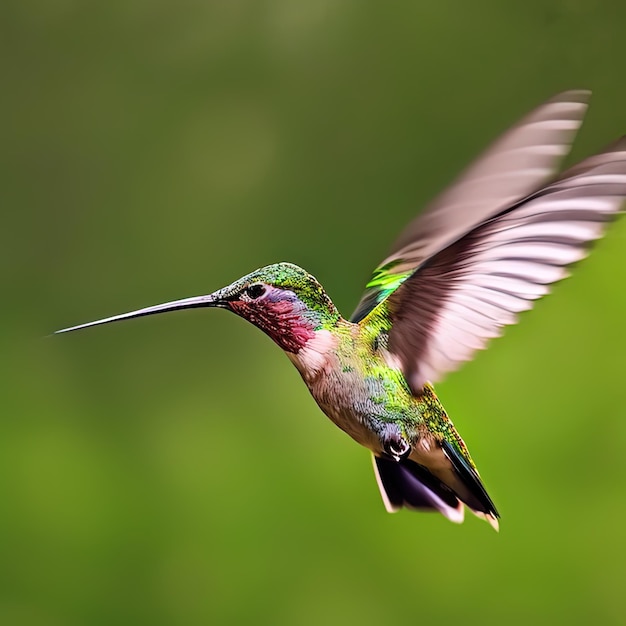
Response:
[372,448,499,530]
[441,440,500,523]
[372,454,465,523]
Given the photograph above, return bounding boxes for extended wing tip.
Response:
[539,89,590,125]
[554,88,591,103]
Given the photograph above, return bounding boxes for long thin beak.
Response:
[55,293,227,334]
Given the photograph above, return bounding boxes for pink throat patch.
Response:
[229,299,316,353]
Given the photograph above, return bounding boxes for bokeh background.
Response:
[4,1,626,624]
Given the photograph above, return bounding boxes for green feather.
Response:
[351,261,412,323]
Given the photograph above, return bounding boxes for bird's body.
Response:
[279,293,490,521]
[57,90,626,530]
[288,322,490,525]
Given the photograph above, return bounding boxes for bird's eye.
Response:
[244,284,266,299]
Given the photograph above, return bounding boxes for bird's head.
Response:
[217,263,341,352]
[56,263,341,354]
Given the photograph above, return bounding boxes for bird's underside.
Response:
[293,339,501,530]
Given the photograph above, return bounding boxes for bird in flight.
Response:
[57,91,626,530]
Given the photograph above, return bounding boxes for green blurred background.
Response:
[4,1,626,624]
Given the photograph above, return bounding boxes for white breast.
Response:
[286,329,338,382]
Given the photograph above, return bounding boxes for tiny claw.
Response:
[380,424,411,461]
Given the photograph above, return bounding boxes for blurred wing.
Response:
[351,90,590,322]
[379,138,626,393]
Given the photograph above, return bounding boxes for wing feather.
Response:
[351,90,590,322]
[379,139,626,392]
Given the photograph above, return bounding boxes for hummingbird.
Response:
[57,90,626,530]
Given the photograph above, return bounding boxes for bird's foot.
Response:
[380,424,411,461]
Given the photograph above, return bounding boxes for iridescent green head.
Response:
[56,262,341,354]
